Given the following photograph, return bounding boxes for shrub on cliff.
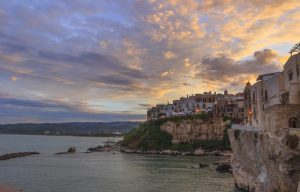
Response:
[122,119,172,150]
[221,124,231,150]
[234,129,240,140]
[122,113,230,151]
[170,140,227,151]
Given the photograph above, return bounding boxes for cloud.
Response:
[10,76,18,81]
[198,49,281,83]
[164,51,176,59]
[0,96,145,123]
[183,58,191,67]
[91,75,136,86]
[0,0,299,123]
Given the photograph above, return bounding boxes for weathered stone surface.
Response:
[229,129,300,192]
[264,104,300,135]
[160,117,225,143]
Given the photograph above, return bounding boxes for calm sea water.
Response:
[0,134,239,192]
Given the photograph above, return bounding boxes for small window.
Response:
[289,71,293,81]
[252,92,256,102]
[264,90,268,101]
[289,117,300,128]
[297,66,299,77]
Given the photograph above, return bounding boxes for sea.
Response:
[0,134,240,192]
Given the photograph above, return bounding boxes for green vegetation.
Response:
[170,140,226,152]
[122,114,232,151]
[122,118,172,150]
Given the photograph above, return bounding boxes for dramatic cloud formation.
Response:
[0,0,299,123]
[199,49,281,82]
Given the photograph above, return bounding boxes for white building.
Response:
[243,49,300,132]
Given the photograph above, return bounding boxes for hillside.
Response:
[121,114,231,151]
[0,121,140,136]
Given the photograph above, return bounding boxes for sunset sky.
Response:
[0,0,300,123]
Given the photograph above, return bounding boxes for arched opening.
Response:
[289,117,300,128]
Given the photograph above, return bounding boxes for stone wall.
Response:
[160,117,225,143]
[264,104,300,135]
[229,128,300,192]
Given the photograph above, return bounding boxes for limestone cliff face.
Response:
[160,117,225,143]
[228,129,300,192]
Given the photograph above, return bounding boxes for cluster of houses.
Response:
[147,44,300,131]
[242,47,300,133]
[147,90,244,121]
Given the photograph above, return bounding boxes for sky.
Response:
[0,0,300,123]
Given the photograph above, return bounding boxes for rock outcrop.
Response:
[199,162,209,168]
[0,152,40,161]
[160,117,225,143]
[229,128,300,192]
[216,161,232,174]
[87,145,105,152]
[55,147,76,155]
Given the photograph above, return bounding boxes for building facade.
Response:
[243,52,300,132]
[147,90,244,120]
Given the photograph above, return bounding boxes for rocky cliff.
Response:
[161,117,225,143]
[228,128,300,192]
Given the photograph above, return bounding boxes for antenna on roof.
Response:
[289,43,300,56]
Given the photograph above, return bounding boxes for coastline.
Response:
[0,133,123,138]
[120,148,232,157]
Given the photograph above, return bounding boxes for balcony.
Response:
[287,128,300,138]
[231,124,262,132]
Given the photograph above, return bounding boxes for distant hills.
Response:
[0,121,140,137]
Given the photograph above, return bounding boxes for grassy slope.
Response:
[122,114,231,151]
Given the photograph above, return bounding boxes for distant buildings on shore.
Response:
[147,90,244,121]
[147,46,300,131]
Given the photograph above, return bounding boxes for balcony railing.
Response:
[287,127,300,137]
[231,124,262,132]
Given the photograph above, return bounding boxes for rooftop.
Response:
[256,72,281,81]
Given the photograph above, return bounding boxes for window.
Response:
[289,71,293,81]
[297,66,299,77]
[264,90,268,101]
[252,92,256,102]
[289,117,300,128]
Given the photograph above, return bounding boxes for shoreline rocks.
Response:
[199,162,210,168]
[0,152,40,161]
[120,148,232,157]
[87,146,105,152]
[55,147,76,155]
[216,161,232,174]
